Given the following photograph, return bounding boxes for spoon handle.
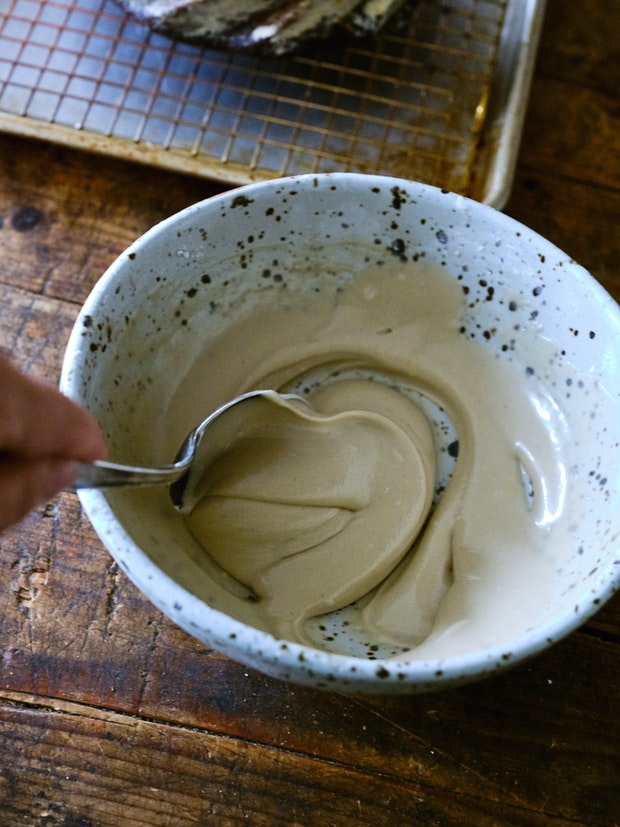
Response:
[69,459,187,491]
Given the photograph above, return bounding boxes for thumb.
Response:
[0,457,79,532]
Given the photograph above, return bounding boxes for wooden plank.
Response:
[504,0,620,282]
[505,173,620,293]
[516,0,620,194]
[535,0,620,95]
[136,625,620,822]
[515,75,620,193]
[0,135,220,303]
[0,282,79,378]
[1,490,618,824]
[0,692,595,827]
[584,597,620,642]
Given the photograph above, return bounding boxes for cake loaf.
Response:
[117,0,411,55]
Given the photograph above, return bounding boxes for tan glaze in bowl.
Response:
[61,173,620,694]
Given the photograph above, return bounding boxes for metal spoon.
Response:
[70,389,305,512]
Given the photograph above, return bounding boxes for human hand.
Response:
[0,353,107,531]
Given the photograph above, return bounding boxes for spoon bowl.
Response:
[70,389,303,510]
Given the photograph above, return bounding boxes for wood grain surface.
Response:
[0,1,619,824]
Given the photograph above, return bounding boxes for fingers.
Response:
[0,456,80,533]
[0,353,107,531]
[0,353,107,462]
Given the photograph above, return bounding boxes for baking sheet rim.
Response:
[0,0,547,210]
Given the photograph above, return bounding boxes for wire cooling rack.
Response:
[0,0,545,206]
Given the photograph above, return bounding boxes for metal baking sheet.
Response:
[0,0,545,207]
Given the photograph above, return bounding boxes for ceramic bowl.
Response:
[61,173,620,694]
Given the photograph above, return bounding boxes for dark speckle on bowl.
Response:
[390,186,406,210]
[389,238,407,260]
[231,195,253,209]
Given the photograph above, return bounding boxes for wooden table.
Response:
[0,2,618,824]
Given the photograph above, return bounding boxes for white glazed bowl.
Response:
[61,173,620,694]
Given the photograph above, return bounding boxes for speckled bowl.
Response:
[61,173,620,694]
